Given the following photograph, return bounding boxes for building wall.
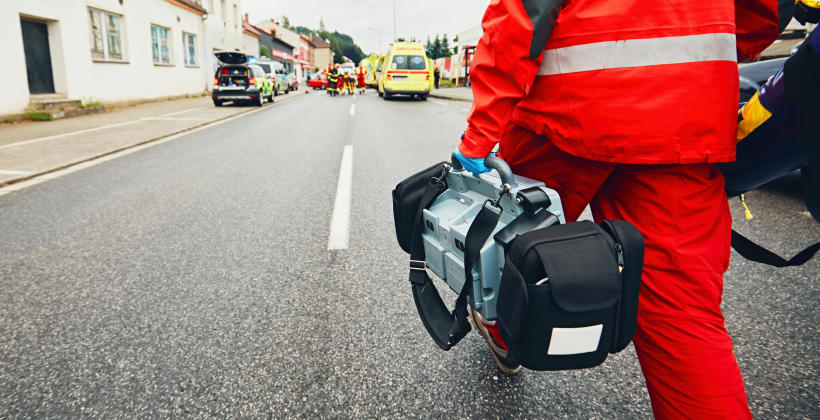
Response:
[0,0,210,115]
[311,47,333,71]
[241,32,259,59]
[202,0,244,76]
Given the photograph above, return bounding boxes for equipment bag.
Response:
[496,220,644,371]
[392,156,645,369]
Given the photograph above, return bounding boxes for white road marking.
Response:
[349,104,356,116]
[0,92,307,195]
[159,106,209,117]
[0,106,210,150]
[328,145,354,250]
[0,120,142,150]
[0,105,278,195]
[428,98,469,113]
[0,169,32,175]
[141,117,211,121]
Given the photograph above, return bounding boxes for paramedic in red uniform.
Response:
[454,0,779,418]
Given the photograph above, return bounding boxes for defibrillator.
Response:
[392,155,645,371]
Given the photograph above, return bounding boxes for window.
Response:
[183,32,197,66]
[88,8,124,61]
[151,25,172,65]
[391,55,426,70]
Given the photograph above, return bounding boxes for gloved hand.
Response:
[453,149,490,174]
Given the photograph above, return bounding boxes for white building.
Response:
[0,0,217,115]
[201,0,251,77]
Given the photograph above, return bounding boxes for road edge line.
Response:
[0,92,308,195]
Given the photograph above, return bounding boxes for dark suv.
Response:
[212,52,273,107]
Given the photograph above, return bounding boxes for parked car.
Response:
[255,62,280,97]
[738,57,787,103]
[273,65,291,94]
[309,73,328,89]
[212,52,274,107]
[287,72,299,91]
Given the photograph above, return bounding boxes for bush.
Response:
[3,116,16,123]
[24,110,53,121]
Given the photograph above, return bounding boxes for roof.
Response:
[310,35,331,48]
[242,21,261,39]
[164,0,207,15]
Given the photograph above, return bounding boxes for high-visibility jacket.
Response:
[461,0,780,164]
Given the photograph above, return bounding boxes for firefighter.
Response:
[327,65,338,97]
[453,0,779,418]
[357,65,367,95]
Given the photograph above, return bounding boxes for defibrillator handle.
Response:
[451,153,518,188]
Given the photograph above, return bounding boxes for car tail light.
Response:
[386,75,392,81]
[213,77,218,86]
[249,77,256,86]
[426,74,430,80]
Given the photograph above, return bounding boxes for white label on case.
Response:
[547,324,603,355]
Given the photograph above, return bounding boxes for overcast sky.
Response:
[243,0,490,54]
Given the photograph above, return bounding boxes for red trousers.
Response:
[498,124,750,419]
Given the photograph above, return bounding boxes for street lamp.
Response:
[393,0,397,41]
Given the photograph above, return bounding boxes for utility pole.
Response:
[393,0,397,41]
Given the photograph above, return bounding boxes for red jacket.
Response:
[461,0,779,164]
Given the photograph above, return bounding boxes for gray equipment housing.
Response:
[421,157,565,321]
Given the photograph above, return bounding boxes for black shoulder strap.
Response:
[408,182,500,350]
[731,229,820,267]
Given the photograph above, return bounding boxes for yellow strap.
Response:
[798,0,820,9]
[740,194,754,220]
[737,92,773,142]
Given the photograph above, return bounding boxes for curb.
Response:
[429,92,473,103]
[0,91,307,190]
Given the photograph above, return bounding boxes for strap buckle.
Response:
[410,260,427,271]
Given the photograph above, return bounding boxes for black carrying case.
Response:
[496,220,644,371]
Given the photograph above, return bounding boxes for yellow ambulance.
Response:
[378,42,431,100]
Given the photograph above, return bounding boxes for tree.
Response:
[426,36,433,57]
[259,45,270,58]
[432,34,443,59]
[319,18,326,32]
[441,34,451,58]
[281,16,292,29]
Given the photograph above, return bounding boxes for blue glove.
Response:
[453,149,490,174]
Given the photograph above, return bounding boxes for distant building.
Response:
[0,0,213,115]
[252,24,295,73]
[240,16,260,61]
[255,19,311,80]
[308,35,334,70]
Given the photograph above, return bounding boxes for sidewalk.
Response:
[0,90,306,186]
[429,87,473,103]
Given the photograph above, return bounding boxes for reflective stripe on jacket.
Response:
[462,0,779,164]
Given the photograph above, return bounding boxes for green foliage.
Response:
[3,116,16,123]
[281,16,292,29]
[24,110,53,121]
[425,34,452,59]
[260,44,270,58]
[295,26,313,36]
[318,30,365,64]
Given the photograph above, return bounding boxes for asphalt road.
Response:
[0,91,818,418]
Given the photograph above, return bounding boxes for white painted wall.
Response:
[202,0,244,78]
[0,0,212,115]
